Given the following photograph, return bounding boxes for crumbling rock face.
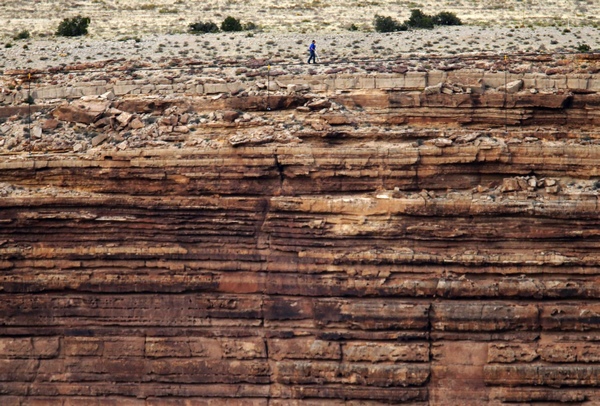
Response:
[2,64,600,405]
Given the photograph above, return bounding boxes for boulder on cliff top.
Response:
[52,100,110,125]
[497,79,524,94]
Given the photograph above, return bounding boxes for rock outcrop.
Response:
[2,59,600,405]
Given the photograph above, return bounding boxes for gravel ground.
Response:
[1,26,599,72]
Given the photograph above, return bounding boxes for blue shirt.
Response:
[309,43,316,52]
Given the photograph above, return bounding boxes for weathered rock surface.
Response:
[2,61,600,405]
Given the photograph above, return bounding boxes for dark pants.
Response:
[307,51,316,63]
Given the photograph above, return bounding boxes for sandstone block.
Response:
[0,338,32,358]
[484,364,600,387]
[488,343,538,363]
[322,113,352,125]
[489,387,588,404]
[63,337,103,357]
[426,71,447,88]
[431,303,539,332]
[222,110,240,123]
[116,112,133,126]
[357,76,376,89]
[41,118,59,131]
[32,87,66,100]
[330,77,357,90]
[404,72,427,89]
[287,83,311,94]
[273,361,429,386]
[542,304,600,331]
[375,75,404,89]
[498,79,524,93]
[0,359,39,381]
[173,125,189,133]
[343,341,428,362]
[204,83,231,94]
[52,100,109,124]
[145,337,221,358]
[91,133,109,147]
[129,118,144,129]
[148,359,270,383]
[307,98,331,110]
[424,82,443,95]
[103,337,145,358]
[269,338,341,361]
[315,299,430,330]
[113,84,139,96]
[220,337,266,359]
[539,342,600,363]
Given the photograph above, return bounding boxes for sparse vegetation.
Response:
[13,30,30,40]
[374,8,461,32]
[189,21,219,34]
[56,15,91,37]
[158,7,178,14]
[191,17,254,33]
[374,15,406,32]
[221,16,243,32]
[577,43,591,52]
[407,9,434,29]
[432,11,462,26]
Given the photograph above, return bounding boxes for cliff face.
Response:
[2,63,600,405]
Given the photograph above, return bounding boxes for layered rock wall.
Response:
[1,64,600,405]
[5,69,600,104]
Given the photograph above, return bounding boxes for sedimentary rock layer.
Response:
[2,65,600,405]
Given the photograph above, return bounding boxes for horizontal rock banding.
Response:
[2,61,600,404]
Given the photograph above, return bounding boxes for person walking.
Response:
[307,40,317,64]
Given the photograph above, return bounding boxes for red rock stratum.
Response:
[2,54,600,405]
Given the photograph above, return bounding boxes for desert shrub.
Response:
[374,15,406,32]
[189,21,219,34]
[406,9,434,29]
[159,7,178,14]
[577,43,591,52]
[13,30,30,40]
[221,16,243,32]
[348,23,359,31]
[243,21,257,31]
[433,11,462,26]
[56,16,91,37]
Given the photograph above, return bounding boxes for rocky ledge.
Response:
[2,56,600,405]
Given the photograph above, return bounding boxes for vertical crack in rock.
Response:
[274,153,285,187]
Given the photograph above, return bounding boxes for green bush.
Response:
[56,15,91,37]
[433,11,462,26]
[374,15,406,32]
[189,21,219,34]
[577,43,591,53]
[13,30,30,40]
[407,9,434,29]
[221,16,243,32]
